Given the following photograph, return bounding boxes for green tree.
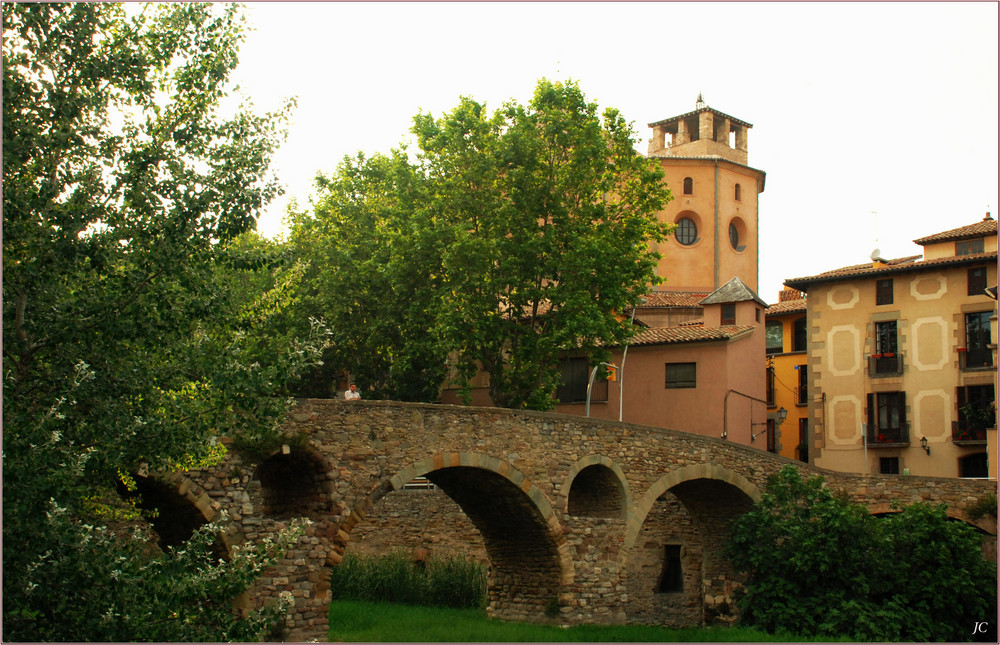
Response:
[414,80,672,409]
[288,149,449,401]
[291,79,672,408]
[726,465,997,641]
[3,3,324,640]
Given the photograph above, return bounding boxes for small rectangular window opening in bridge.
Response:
[403,476,436,490]
[658,544,683,593]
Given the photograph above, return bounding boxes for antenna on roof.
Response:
[870,211,885,263]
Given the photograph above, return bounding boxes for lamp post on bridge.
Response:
[585,362,618,418]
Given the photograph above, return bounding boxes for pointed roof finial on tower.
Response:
[695,92,706,109]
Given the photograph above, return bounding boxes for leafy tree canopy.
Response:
[727,465,997,641]
[289,79,672,409]
[3,3,325,640]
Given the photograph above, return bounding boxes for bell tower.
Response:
[646,95,765,293]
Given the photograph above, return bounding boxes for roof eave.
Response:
[784,252,997,291]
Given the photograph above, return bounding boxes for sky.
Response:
[230,2,998,303]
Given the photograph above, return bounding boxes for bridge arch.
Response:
[135,472,237,558]
[340,452,574,622]
[253,445,333,518]
[624,463,761,560]
[620,464,761,627]
[563,455,631,520]
[867,502,997,533]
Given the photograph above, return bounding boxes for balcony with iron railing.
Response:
[952,421,989,446]
[868,353,903,377]
[866,422,910,447]
[959,347,994,370]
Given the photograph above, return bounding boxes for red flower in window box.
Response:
[883,352,895,358]
[876,433,889,443]
[872,353,883,359]
[957,347,968,352]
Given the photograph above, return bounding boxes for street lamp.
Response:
[585,362,618,418]
[752,407,787,443]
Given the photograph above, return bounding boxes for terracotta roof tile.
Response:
[913,217,997,245]
[640,291,709,309]
[766,299,807,316]
[648,106,753,129]
[785,252,996,290]
[628,323,754,346]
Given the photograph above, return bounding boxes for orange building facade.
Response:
[646,101,765,294]
[784,216,998,479]
[763,289,810,461]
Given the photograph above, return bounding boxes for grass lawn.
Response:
[327,600,810,642]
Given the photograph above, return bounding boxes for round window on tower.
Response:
[675,217,698,246]
[728,217,747,252]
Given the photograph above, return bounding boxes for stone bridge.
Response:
[146,399,996,640]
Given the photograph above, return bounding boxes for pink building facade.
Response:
[554,278,768,446]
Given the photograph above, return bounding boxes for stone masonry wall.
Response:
[347,486,488,563]
[162,399,997,640]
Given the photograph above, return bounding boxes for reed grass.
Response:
[329,550,487,609]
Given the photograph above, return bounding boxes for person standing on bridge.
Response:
[344,383,361,400]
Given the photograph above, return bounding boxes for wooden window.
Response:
[876,278,893,305]
[792,317,807,352]
[721,303,736,325]
[874,320,898,354]
[797,419,809,463]
[866,391,908,443]
[957,384,996,433]
[960,453,989,478]
[683,177,693,195]
[766,321,783,354]
[796,365,808,405]
[734,183,742,201]
[665,362,696,389]
[968,267,987,296]
[957,238,985,256]
[879,457,900,475]
[557,358,606,403]
[965,311,993,368]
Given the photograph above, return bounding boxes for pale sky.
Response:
[231,2,999,303]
